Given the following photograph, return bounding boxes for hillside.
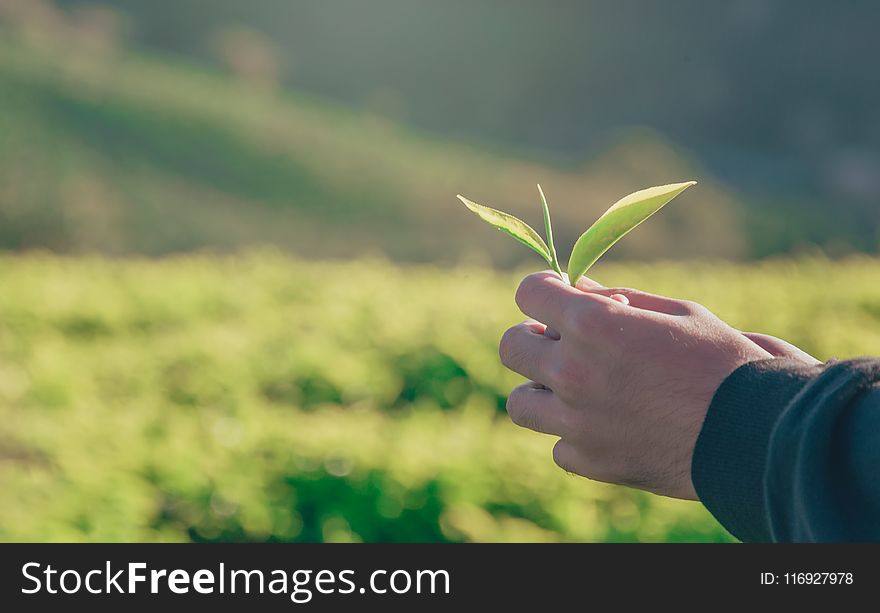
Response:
[0,16,747,264]
[48,0,880,257]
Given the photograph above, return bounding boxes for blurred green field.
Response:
[2,252,880,542]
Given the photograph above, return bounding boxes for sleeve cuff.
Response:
[691,358,823,542]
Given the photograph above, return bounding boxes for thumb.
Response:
[742,332,821,365]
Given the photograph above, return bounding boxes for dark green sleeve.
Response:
[691,357,880,543]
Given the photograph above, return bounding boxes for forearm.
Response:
[692,358,880,542]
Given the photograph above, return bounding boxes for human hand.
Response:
[499,272,810,500]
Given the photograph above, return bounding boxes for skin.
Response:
[500,271,820,500]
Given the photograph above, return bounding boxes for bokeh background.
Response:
[1,0,878,542]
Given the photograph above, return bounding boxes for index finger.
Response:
[515,271,588,330]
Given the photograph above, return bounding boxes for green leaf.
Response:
[457,194,553,265]
[537,184,564,280]
[567,181,696,285]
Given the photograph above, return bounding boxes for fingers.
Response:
[742,332,821,364]
[516,271,627,335]
[499,320,557,383]
[551,440,615,483]
[544,289,626,338]
[574,276,604,290]
[573,277,631,305]
[574,274,693,315]
[515,272,589,331]
[579,286,692,316]
[552,439,582,474]
[507,382,572,436]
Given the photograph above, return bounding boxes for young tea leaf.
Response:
[566,181,696,285]
[457,194,553,265]
[537,184,564,280]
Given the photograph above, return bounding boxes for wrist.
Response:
[690,358,823,541]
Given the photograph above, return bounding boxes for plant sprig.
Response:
[537,184,563,279]
[457,181,696,286]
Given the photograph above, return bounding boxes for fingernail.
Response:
[610,293,630,305]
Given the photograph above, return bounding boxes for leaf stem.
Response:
[537,184,564,281]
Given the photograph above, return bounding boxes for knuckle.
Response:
[505,389,533,428]
[552,440,575,472]
[513,282,530,312]
[498,326,519,366]
[680,300,707,317]
[510,406,534,430]
[499,324,536,373]
[514,273,544,311]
